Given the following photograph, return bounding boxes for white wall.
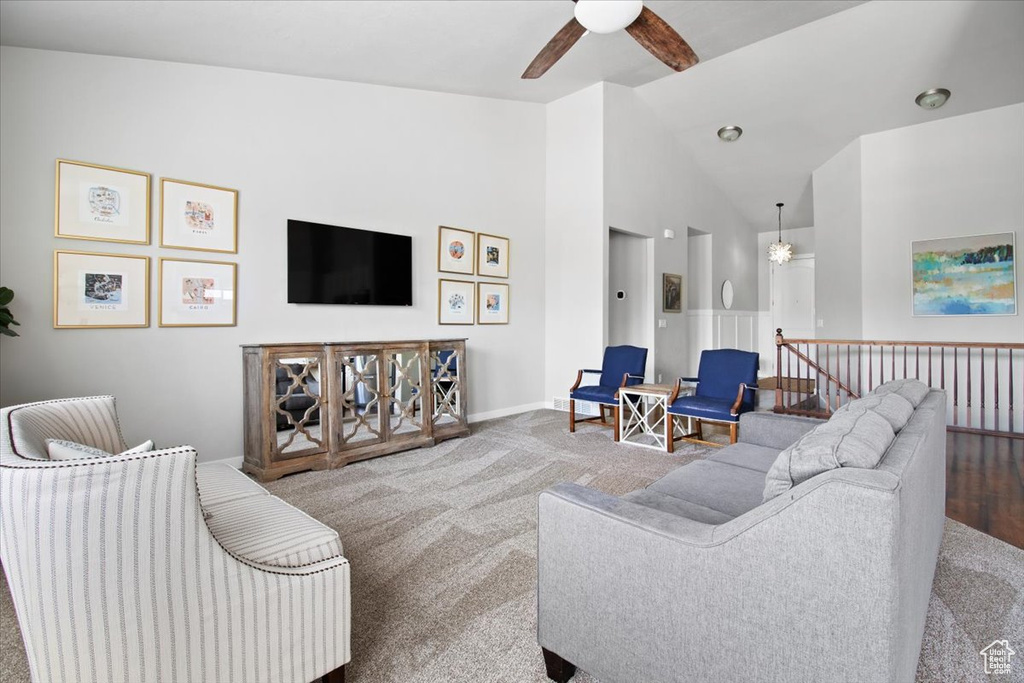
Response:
[0,47,547,461]
[608,230,650,356]
[757,227,815,312]
[813,139,863,339]
[859,104,1024,342]
[543,83,605,401]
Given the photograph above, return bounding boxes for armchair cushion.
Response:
[195,462,269,508]
[204,492,344,568]
[45,438,154,461]
[648,460,767,519]
[569,384,619,405]
[695,349,759,407]
[763,409,895,502]
[666,395,741,422]
[598,345,648,388]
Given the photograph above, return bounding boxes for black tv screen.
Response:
[287,220,412,305]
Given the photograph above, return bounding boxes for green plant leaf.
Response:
[0,287,12,306]
[0,327,17,337]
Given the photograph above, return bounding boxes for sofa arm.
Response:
[738,411,824,450]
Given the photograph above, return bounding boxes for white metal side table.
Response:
[618,383,694,452]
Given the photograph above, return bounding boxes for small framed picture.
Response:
[54,250,149,328]
[438,226,476,275]
[663,273,682,313]
[438,279,475,325]
[159,258,237,327]
[55,159,150,244]
[160,178,238,253]
[476,232,509,278]
[477,282,509,324]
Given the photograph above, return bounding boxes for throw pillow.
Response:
[834,393,915,432]
[763,409,895,502]
[46,439,155,461]
[872,378,930,407]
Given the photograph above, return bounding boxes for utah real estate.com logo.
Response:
[980,640,1015,675]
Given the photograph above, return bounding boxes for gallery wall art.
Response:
[54,250,149,328]
[438,279,475,325]
[55,159,150,244]
[477,282,509,324]
[476,232,509,279]
[911,232,1016,316]
[160,178,238,253]
[159,258,237,327]
[438,226,475,275]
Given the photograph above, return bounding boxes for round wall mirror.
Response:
[721,280,734,310]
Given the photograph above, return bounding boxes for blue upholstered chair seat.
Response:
[570,385,619,405]
[668,395,742,422]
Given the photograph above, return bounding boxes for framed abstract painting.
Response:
[911,232,1016,316]
[55,159,150,244]
[160,178,238,253]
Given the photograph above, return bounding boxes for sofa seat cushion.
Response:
[570,384,619,405]
[196,463,268,508]
[647,460,767,519]
[707,442,782,474]
[872,378,930,407]
[622,489,734,525]
[763,409,895,502]
[835,393,914,432]
[204,493,343,568]
[667,395,740,422]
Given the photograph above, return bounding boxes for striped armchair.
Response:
[0,396,350,683]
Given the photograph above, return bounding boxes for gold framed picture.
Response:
[438,279,475,325]
[159,258,237,327]
[160,178,238,253]
[477,282,509,324]
[438,226,476,275]
[476,232,509,278]
[55,159,151,244]
[53,250,149,328]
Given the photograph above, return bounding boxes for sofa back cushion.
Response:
[3,396,126,462]
[872,378,930,407]
[763,409,895,502]
[834,393,915,432]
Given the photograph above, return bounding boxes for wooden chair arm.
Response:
[730,382,757,415]
[668,378,682,404]
[570,369,601,392]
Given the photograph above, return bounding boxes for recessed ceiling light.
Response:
[915,88,951,110]
[717,126,743,142]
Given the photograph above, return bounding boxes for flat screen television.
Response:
[287,219,413,305]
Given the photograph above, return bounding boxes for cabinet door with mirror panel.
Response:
[429,341,468,439]
[269,352,328,460]
[384,344,430,442]
[329,348,386,450]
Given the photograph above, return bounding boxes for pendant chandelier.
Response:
[767,202,793,265]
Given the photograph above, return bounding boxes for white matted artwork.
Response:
[55,159,150,244]
[476,232,509,279]
[438,226,476,275]
[54,250,149,328]
[438,279,475,325]
[477,282,509,324]
[159,258,237,327]
[160,178,238,253]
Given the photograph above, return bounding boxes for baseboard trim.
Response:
[468,402,547,423]
[201,454,244,469]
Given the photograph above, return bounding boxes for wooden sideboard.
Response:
[241,339,469,481]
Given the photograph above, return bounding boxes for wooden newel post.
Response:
[775,328,784,413]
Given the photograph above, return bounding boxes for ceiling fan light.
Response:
[574,0,643,34]
[915,88,951,109]
[718,126,742,142]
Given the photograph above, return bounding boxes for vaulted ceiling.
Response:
[2,0,1022,230]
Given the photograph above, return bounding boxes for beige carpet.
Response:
[2,409,1022,682]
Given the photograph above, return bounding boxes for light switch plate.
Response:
[658,319,667,328]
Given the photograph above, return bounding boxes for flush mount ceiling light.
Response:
[915,88,951,110]
[717,126,743,142]
[574,0,644,34]
[767,202,793,265]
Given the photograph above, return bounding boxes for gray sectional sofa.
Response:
[538,380,946,683]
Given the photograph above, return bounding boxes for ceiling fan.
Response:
[522,0,699,79]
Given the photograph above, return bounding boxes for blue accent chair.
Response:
[569,345,648,441]
[667,349,759,445]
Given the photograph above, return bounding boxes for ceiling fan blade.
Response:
[625,6,699,72]
[522,16,587,79]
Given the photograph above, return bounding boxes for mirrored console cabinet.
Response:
[241,339,469,481]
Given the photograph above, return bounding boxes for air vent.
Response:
[552,397,599,415]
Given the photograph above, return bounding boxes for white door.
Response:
[771,255,815,341]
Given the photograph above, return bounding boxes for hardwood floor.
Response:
[945,431,1024,549]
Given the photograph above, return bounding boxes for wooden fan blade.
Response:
[522,17,587,79]
[625,6,699,72]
